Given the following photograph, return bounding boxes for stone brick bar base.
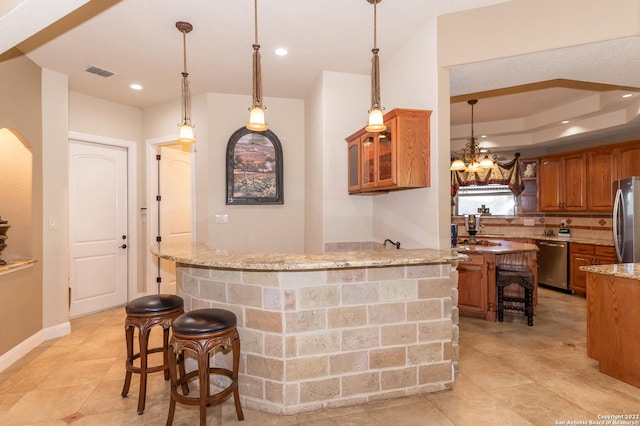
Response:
[176,262,459,415]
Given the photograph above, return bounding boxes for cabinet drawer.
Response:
[571,243,594,255]
[459,253,484,266]
[594,245,616,258]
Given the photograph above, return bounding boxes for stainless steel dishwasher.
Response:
[536,240,570,290]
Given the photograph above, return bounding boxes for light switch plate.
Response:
[215,214,228,224]
[524,218,535,226]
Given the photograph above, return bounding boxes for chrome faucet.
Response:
[383,239,401,249]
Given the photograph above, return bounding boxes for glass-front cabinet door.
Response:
[376,117,395,186]
[347,139,360,193]
[361,134,376,190]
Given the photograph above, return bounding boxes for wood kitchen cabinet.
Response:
[539,153,586,211]
[587,149,616,211]
[615,143,640,180]
[457,253,487,318]
[570,243,617,294]
[586,271,640,388]
[346,108,431,194]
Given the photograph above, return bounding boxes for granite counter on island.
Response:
[454,240,539,321]
[152,243,465,415]
[580,263,640,388]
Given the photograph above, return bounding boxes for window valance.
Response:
[451,156,524,197]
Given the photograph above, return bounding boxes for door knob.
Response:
[120,244,127,249]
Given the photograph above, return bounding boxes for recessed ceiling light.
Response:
[622,93,633,98]
[561,120,570,124]
[275,48,288,56]
[480,135,487,138]
[130,83,143,90]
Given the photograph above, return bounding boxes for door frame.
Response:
[68,131,139,302]
[145,135,196,295]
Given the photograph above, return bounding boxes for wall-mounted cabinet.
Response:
[539,153,587,211]
[520,158,539,213]
[535,140,640,213]
[346,108,431,194]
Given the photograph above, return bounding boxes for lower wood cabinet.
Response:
[457,254,487,318]
[587,272,640,388]
[570,243,617,294]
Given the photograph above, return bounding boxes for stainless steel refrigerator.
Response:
[613,176,640,262]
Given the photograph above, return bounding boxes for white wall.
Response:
[373,18,443,249]
[320,72,374,246]
[304,75,325,252]
[144,92,306,253]
[41,69,70,328]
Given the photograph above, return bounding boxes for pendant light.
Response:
[365,0,386,133]
[176,21,195,144]
[450,99,494,171]
[247,0,268,131]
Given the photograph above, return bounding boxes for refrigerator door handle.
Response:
[613,188,623,262]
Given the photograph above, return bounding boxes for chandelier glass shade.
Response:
[365,0,386,133]
[247,0,268,131]
[450,99,494,171]
[176,21,195,144]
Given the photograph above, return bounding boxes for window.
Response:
[454,184,516,216]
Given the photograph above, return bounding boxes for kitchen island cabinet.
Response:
[582,264,640,388]
[456,240,538,321]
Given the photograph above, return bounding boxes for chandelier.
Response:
[450,99,494,171]
[176,21,195,144]
[246,0,268,131]
[365,0,386,133]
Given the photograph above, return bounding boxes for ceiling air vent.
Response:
[84,65,115,78]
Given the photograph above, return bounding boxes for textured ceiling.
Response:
[3,0,640,152]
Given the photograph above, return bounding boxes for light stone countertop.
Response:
[152,242,466,271]
[580,263,640,280]
[475,234,614,246]
[454,240,538,254]
[0,259,37,275]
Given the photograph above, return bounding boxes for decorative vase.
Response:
[0,216,10,265]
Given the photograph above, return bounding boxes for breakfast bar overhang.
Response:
[152,243,465,415]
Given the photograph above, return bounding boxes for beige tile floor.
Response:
[1,287,640,425]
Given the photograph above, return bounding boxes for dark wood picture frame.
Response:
[226,127,284,205]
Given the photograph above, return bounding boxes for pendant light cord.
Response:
[182,31,188,77]
[254,0,259,45]
[373,0,377,50]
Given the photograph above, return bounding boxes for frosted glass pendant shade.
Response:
[178,124,195,144]
[247,107,267,131]
[366,108,386,132]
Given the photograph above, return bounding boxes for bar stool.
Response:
[167,308,244,426]
[496,265,534,326]
[121,294,184,414]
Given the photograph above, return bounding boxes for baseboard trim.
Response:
[0,322,71,373]
[0,332,43,373]
[42,321,71,341]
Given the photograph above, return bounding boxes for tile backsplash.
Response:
[452,213,613,242]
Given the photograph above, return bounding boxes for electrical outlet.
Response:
[524,218,535,226]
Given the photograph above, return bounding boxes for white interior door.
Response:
[156,144,192,294]
[69,141,128,317]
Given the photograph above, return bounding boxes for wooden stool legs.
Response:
[166,309,243,425]
[120,295,184,415]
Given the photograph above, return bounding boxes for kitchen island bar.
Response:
[582,263,640,389]
[152,243,464,415]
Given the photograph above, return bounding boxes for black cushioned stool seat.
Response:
[496,265,535,326]
[167,308,244,425]
[121,294,184,414]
